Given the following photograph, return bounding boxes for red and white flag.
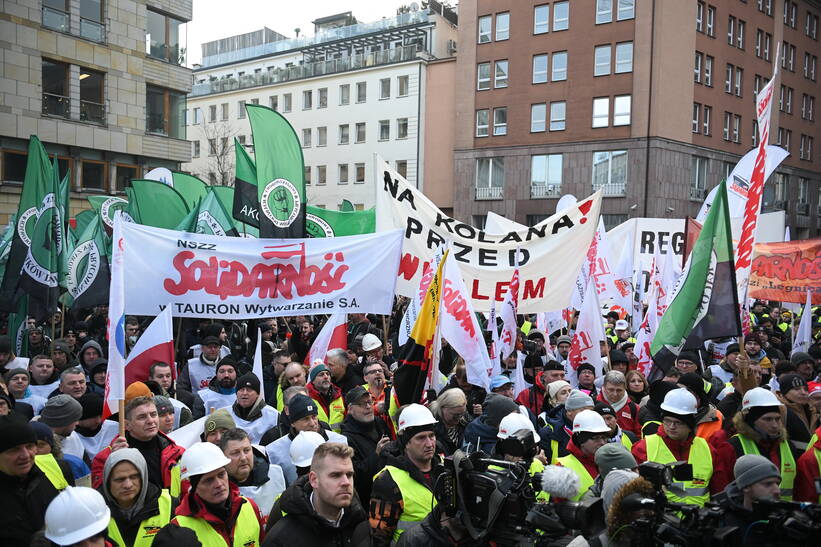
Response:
[497,267,520,360]
[252,328,266,401]
[635,280,661,377]
[104,214,127,418]
[399,246,445,346]
[736,46,780,333]
[304,313,347,367]
[567,278,606,386]
[124,305,174,387]
[438,251,493,391]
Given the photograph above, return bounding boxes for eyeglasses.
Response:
[589,434,610,442]
[662,418,686,428]
[364,369,381,375]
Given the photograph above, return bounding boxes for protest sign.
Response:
[375,158,601,313]
[120,222,403,318]
[748,239,821,304]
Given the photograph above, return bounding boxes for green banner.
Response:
[305,206,375,238]
[126,179,190,230]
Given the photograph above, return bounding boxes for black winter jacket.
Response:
[340,413,391,502]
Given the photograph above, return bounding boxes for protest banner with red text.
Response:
[748,239,821,304]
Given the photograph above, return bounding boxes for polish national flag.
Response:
[124,305,175,387]
[104,214,126,419]
[305,313,348,367]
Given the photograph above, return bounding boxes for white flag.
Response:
[439,251,494,391]
[104,213,126,418]
[794,290,813,354]
[498,267,520,360]
[399,246,445,347]
[252,328,266,402]
[486,301,501,377]
[567,280,606,387]
[635,281,661,377]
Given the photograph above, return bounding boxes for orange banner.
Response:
[748,239,821,304]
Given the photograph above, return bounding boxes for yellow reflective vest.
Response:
[556,453,594,502]
[646,434,712,506]
[108,490,173,547]
[374,465,437,542]
[175,497,260,547]
[274,384,285,412]
[737,435,796,501]
[312,395,345,433]
[35,454,68,491]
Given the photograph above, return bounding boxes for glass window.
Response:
[146,85,185,138]
[476,157,504,188]
[192,141,200,158]
[339,84,350,105]
[534,5,550,34]
[478,15,492,43]
[317,126,326,146]
[317,165,326,185]
[704,55,713,86]
[238,100,246,119]
[380,78,390,99]
[533,54,548,83]
[615,42,633,73]
[703,105,712,135]
[355,163,365,183]
[115,164,136,192]
[550,101,566,131]
[396,161,408,179]
[2,150,28,183]
[618,0,635,20]
[356,82,366,103]
[531,103,546,132]
[379,120,390,141]
[495,60,508,88]
[476,109,489,137]
[552,51,568,81]
[477,63,491,90]
[493,107,507,136]
[80,0,104,42]
[304,166,311,185]
[595,45,611,76]
[592,150,627,194]
[397,118,409,139]
[339,124,349,144]
[553,2,569,31]
[81,160,106,190]
[613,95,631,125]
[146,9,186,65]
[318,88,327,108]
[593,97,609,128]
[597,0,612,24]
[355,122,366,143]
[42,0,69,33]
[692,103,701,133]
[531,154,563,190]
[398,75,409,96]
[495,12,510,40]
[303,90,312,109]
[283,93,292,112]
[302,128,312,147]
[42,59,69,118]
[79,67,104,124]
[269,96,278,110]
[338,164,348,184]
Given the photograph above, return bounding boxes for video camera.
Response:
[750,499,821,542]
[434,450,604,546]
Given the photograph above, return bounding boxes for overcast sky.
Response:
[187,0,414,65]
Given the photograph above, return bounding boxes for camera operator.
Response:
[714,454,787,546]
[556,409,612,500]
[493,412,548,500]
[632,388,728,505]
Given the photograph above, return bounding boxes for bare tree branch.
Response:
[197,120,237,186]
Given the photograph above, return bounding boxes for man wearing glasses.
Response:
[340,386,391,502]
[556,409,612,501]
[631,388,728,506]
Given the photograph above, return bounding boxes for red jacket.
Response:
[91,431,185,489]
[557,438,599,480]
[170,482,265,545]
[795,425,821,502]
[597,392,641,437]
[515,372,547,415]
[632,426,729,495]
[306,381,342,418]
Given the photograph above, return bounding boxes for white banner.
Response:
[121,223,403,318]
[375,158,601,313]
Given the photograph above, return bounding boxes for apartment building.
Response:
[454,0,821,238]
[0,0,194,223]
[183,5,458,211]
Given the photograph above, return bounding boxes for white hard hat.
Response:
[660,388,698,415]
[362,333,382,352]
[397,403,437,433]
[615,319,629,330]
[179,442,232,480]
[742,387,783,412]
[497,411,540,442]
[290,430,326,467]
[572,409,611,434]
[45,486,110,545]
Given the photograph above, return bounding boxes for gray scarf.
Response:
[102,448,149,521]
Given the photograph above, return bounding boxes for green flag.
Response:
[0,215,16,283]
[305,206,375,238]
[55,160,70,291]
[650,179,741,376]
[88,195,132,234]
[126,179,190,229]
[73,209,98,236]
[232,137,260,229]
[8,296,29,356]
[64,213,111,309]
[175,189,239,237]
[211,185,258,237]
[246,104,305,237]
[171,171,209,210]
[0,136,53,311]
[340,200,355,212]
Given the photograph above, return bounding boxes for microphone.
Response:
[540,464,581,500]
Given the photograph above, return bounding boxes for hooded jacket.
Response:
[229,393,280,445]
[515,371,547,415]
[726,410,801,479]
[777,392,817,443]
[795,425,821,502]
[341,412,391,503]
[714,481,788,546]
[78,340,104,372]
[234,446,286,520]
[263,474,369,547]
[305,381,343,420]
[92,431,185,493]
[538,406,572,461]
[101,448,175,546]
[170,481,264,546]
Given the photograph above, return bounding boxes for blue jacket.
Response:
[461,416,499,454]
[537,407,572,460]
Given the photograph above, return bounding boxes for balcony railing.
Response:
[42,93,70,118]
[42,6,69,33]
[80,17,105,43]
[80,99,106,125]
[593,182,627,197]
[475,186,503,200]
[796,202,810,215]
[191,45,421,97]
[530,183,561,198]
[689,186,707,200]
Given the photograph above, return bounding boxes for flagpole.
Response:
[381,315,389,353]
[118,400,125,437]
[60,305,66,338]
